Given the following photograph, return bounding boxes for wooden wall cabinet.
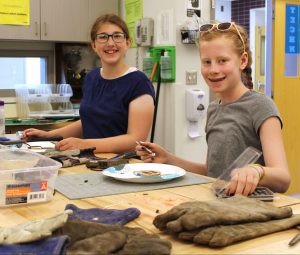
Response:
[0,0,119,42]
[0,0,40,40]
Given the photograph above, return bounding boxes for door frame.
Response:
[265,0,273,97]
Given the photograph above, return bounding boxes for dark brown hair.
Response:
[90,14,130,41]
[198,23,253,89]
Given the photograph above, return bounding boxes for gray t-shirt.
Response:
[205,90,282,178]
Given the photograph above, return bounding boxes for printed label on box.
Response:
[27,191,47,203]
[40,181,47,190]
[5,181,48,205]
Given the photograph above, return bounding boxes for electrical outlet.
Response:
[186,71,197,85]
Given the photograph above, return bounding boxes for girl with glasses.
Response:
[23,14,155,153]
[136,22,290,195]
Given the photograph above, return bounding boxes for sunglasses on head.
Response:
[199,22,246,53]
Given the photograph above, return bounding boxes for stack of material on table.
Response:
[0,205,172,255]
[153,195,300,247]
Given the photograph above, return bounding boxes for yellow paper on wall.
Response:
[125,0,143,48]
[0,0,30,26]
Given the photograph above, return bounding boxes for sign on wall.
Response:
[186,0,201,18]
[285,4,299,77]
[285,4,299,54]
[0,0,30,26]
[125,0,143,48]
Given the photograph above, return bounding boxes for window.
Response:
[0,57,47,89]
[0,41,55,96]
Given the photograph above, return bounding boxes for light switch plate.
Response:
[186,71,197,85]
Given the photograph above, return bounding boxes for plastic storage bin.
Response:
[15,84,74,118]
[0,149,62,207]
[48,84,74,113]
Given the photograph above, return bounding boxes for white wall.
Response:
[120,0,211,163]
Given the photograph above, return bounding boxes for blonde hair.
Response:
[198,24,253,89]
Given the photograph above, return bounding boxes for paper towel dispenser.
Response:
[186,88,205,121]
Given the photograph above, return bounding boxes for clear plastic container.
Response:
[143,52,154,78]
[48,84,74,114]
[211,147,262,196]
[15,84,74,117]
[160,51,172,80]
[0,149,62,207]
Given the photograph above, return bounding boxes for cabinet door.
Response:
[41,0,89,42]
[87,0,119,37]
[0,0,40,40]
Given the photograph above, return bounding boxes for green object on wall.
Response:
[148,46,176,82]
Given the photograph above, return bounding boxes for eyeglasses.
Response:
[95,32,127,43]
[199,22,245,53]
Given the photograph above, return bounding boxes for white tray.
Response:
[102,163,186,183]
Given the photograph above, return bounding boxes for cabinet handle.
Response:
[35,22,39,36]
[43,22,47,36]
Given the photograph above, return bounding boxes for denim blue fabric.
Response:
[65,204,141,225]
[0,235,70,255]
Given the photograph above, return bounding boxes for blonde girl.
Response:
[137,22,290,195]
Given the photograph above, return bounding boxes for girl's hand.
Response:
[22,128,49,140]
[55,137,85,151]
[227,165,262,196]
[135,141,170,164]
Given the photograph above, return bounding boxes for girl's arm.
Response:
[258,116,290,192]
[167,155,208,175]
[56,94,155,153]
[136,141,208,175]
[228,117,290,195]
[48,120,83,138]
[23,120,83,139]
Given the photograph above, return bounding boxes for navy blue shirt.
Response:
[79,68,155,139]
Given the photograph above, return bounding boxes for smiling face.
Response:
[91,22,131,68]
[199,36,248,100]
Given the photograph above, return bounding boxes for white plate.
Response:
[102,163,186,183]
[20,141,56,153]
